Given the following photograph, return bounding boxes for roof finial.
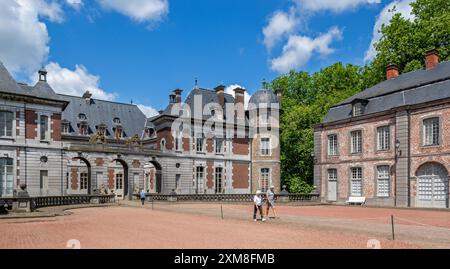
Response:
[262,78,267,89]
[194,77,199,89]
[38,66,47,82]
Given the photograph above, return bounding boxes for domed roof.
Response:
[249,88,278,106]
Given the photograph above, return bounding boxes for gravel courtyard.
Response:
[0,202,449,249]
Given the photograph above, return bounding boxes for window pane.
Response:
[328,135,338,155]
[351,131,362,153]
[423,118,440,146]
[377,166,390,197]
[377,126,390,150]
[350,167,362,196]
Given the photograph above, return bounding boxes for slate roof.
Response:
[59,94,147,138]
[0,61,68,106]
[158,88,235,120]
[323,60,450,123]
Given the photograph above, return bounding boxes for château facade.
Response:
[0,61,280,199]
[313,50,450,209]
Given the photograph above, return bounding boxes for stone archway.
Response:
[110,159,129,199]
[416,162,449,208]
[149,160,162,194]
[71,157,92,195]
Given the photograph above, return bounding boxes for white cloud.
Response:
[36,62,117,101]
[97,0,169,22]
[270,27,343,73]
[225,84,250,109]
[0,0,64,75]
[66,0,83,10]
[263,8,299,50]
[364,0,414,62]
[136,104,159,117]
[294,0,380,13]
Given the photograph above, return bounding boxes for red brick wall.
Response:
[206,161,214,189]
[108,169,115,190]
[157,128,173,150]
[51,113,62,141]
[232,163,249,188]
[132,160,141,168]
[95,158,104,167]
[71,167,78,190]
[183,137,190,152]
[232,138,249,155]
[206,138,214,153]
[25,110,37,139]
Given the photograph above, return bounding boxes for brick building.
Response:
[0,61,280,199]
[313,50,449,209]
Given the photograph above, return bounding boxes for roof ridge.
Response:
[57,93,139,107]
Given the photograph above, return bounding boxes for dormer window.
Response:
[62,122,70,134]
[78,113,87,121]
[114,126,123,139]
[113,117,121,124]
[97,124,107,136]
[79,123,89,136]
[351,99,368,117]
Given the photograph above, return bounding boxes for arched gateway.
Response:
[416,162,449,208]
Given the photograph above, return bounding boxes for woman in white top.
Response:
[253,190,266,222]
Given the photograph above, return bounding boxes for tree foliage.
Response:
[272,0,450,193]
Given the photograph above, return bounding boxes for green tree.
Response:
[272,63,364,193]
[366,0,450,86]
[272,0,450,193]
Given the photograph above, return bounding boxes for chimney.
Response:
[214,85,225,107]
[82,90,92,105]
[173,89,183,103]
[169,94,176,103]
[233,87,245,107]
[386,64,399,80]
[425,49,440,70]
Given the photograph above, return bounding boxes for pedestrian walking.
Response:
[253,190,266,222]
[266,185,277,219]
[140,189,146,205]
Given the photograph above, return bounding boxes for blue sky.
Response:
[0,0,415,116]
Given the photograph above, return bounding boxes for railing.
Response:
[141,193,320,202]
[31,194,116,209]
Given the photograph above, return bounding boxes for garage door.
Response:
[416,163,448,208]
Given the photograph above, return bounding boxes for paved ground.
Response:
[1,202,449,249]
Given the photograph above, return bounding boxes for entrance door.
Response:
[327,169,337,202]
[417,163,448,208]
[115,173,124,198]
[0,158,14,197]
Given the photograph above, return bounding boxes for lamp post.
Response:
[394,139,401,207]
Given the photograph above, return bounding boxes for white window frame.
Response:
[39,114,50,141]
[328,134,338,156]
[215,167,223,193]
[80,172,88,190]
[196,134,204,153]
[0,111,14,138]
[350,167,362,197]
[350,130,362,154]
[423,117,440,146]
[62,123,70,134]
[195,166,205,193]
[260,137,270,156]
[215,138,224,154]
[377,126,390,151]
[377,166,390,197]
[0,157,14,196]
[328,169,337,181]
[260,168,270,192]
